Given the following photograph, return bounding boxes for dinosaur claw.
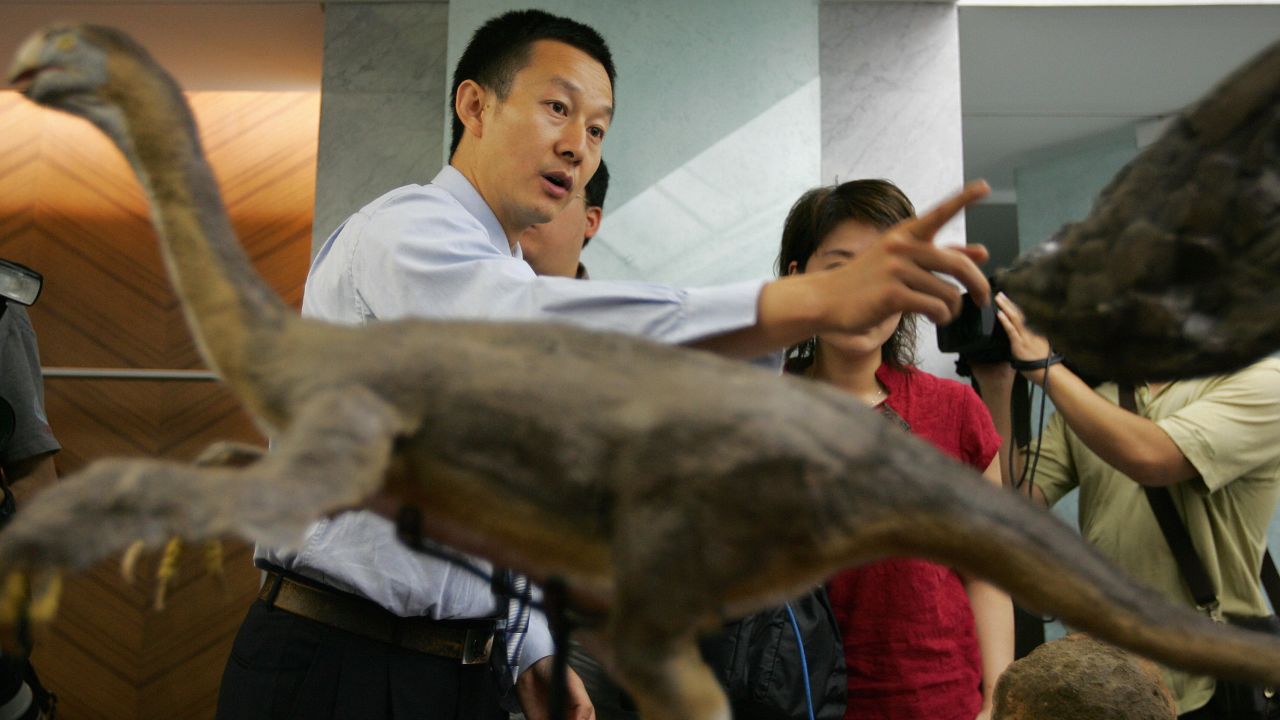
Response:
[28,572,62,623]
[204,540,227,592]
[121,539,146,583]
[0,572,29,626]
[154,537,183,611]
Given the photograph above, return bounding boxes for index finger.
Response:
[901,180,991,242]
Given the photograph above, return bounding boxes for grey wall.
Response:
[821,2,965,248]
[1014,125,1137,253]
[312,2,449,247]
[820,2,968,380]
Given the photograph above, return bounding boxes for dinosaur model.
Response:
[999,40,1280,382]
[5,24,1280,720]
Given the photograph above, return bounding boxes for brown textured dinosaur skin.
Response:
[6,25,1280,720]
[999,40,1280,382]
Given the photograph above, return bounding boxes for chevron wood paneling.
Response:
[0,89,319,719]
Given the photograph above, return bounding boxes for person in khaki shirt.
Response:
[973,293,1280,719]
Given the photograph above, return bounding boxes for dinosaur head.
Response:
[996,40,1280,383]
[8,25,112,110]
[8,23,202,187]
[6,24,179,153]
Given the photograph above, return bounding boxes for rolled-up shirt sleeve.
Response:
[517,611,553,676]
[1156,359,1280,493]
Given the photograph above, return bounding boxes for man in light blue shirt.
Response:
[219,9,992,720]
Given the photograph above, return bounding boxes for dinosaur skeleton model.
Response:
[4,25,1280,720]
[1000,40,1280,382]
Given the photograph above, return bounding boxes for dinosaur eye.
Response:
[56,34,77,52]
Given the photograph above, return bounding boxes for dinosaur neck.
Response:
[111,70,292,386]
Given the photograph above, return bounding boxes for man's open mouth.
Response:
[542,173,572,192]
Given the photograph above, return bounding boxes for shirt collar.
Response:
[876,362,909,394]
[431,165,516,258]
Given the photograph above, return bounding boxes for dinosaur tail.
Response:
[867,441,1280,686]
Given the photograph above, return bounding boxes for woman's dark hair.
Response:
[777,179,919,372]
[449,10,616,157]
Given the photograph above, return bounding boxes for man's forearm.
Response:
[690,275,825,359]
[693,184,993,360]
[1038,367,1195,487]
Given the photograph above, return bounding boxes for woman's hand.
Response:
[994,292,1053,385]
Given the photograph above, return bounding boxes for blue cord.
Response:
[784,602,817,720]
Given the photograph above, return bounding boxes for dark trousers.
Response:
[216,600,507,720]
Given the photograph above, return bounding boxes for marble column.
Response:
[312,1,449,252]
[820,1,966,377]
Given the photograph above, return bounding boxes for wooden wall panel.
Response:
[0,89,318,719]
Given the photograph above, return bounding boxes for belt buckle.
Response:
[461,628,493,665]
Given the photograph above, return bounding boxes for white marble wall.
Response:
[820,1,967,378]
[312,2,450,251]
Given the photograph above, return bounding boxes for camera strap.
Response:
[1010,352,1065,373]
[1118,383,1280,614]
[1011,373,1031,450]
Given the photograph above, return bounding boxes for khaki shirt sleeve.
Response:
[1032,409,1079,507]
[1156,360,1280,493]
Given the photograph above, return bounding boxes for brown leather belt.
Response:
[259,572,494,664]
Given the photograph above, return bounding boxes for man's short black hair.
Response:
[449,9,616,157]
[581,160,609,250]
[584,159,609,211]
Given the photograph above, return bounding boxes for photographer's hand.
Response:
[994,294,1197,487]
[994,293,1052,385]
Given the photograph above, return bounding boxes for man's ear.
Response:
[455,79,489,141]
[584,206,603,241]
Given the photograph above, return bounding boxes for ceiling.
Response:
[1,1,1276,196]
[959,3,1280,197]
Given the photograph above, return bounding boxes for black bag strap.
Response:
[1118,383,1280,614]
[1265,556,1280,609]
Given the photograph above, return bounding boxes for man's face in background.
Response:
[519,193,601,278]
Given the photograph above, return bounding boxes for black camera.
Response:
[936,280,1011,364]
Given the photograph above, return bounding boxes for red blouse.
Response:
[827,364,1002,720]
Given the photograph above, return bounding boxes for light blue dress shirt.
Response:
[262,165,765,675]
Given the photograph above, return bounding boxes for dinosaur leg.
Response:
[0,386,405,579]
[603,497,730,720]
[606,617,729,720]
